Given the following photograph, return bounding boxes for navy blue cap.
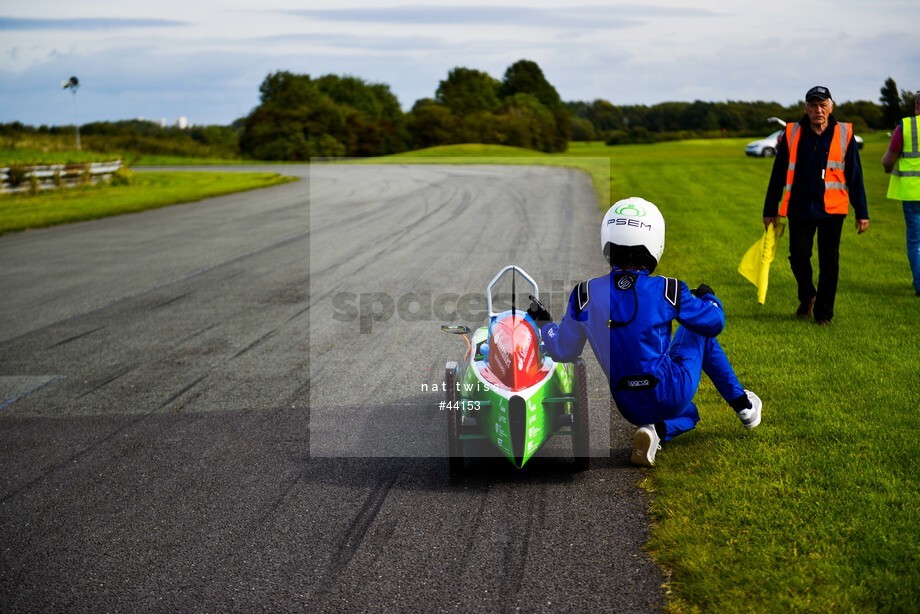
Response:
[806,86,832,101]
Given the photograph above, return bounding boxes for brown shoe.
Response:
[815,318,830,327]
[796,297,816,320]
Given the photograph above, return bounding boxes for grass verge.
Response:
[0,148,258,167]
[0,171,296,235]
[373,136,918,611]
[0,148,116,166]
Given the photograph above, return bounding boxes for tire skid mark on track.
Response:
[303,188,477,324]
[308,470,398,603]
[450,484,491,588]
[217,269,246,282]
[250,463,309,531]
[284,304,311,324]
[230,328,278,361]
[0,399,175,504]
[149,290,194,311]
[76,363,138,399]
[0,228,310,350]
[3,318,291,500]
[337,472,397,567]
[314,177,473,276]
[157,372,209,412]
[287,379,310,405]
[46,325,106,349]
[175,323,219,347]
[0,375,66,412]
[260,282,307,306]
[499,480,547,608]
[306,177,448,244]
[305,181,467,294]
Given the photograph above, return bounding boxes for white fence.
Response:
[0,160,123,194]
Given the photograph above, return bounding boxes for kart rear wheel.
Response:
[445,362,464,479]
[571,359,590,472]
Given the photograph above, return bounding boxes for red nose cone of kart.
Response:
[486,314,544,391]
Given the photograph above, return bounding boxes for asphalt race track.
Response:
[0,164,665,612]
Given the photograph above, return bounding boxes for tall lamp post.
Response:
[61,76,81,150]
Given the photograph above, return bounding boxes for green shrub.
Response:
[110,166,134,186]
[6,164,27,187]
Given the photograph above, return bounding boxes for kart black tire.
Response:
[445,363,464,479]
[571,358,590,472]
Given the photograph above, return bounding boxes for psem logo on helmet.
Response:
[612,201,646,217]
[607,218,653,230]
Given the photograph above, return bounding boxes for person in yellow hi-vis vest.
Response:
[882,91,920,297]
[762,86,870,326]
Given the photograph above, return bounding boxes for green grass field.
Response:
[0,171,295,235]
[592,136,916,612]
[386,136,918,611]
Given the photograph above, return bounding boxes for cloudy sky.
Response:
[1,0,917,127]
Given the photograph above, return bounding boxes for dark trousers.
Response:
[788,215,845,321]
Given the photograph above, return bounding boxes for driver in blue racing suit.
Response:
[529,197,762,467]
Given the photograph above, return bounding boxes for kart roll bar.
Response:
[486,265,539,318]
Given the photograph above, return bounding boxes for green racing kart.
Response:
[441,265,589,478]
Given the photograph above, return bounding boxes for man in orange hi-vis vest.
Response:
[762,86,870,326]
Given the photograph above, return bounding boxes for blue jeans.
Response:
[904,202,920,293]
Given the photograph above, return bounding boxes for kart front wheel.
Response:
[571,359,590,472]
[445,362,464,479]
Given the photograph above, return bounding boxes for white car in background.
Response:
[745,118,863,157]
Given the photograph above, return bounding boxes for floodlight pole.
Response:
[63,76,81,150]
[71,89,81,150]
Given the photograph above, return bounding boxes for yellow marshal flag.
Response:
[738,221,785,304]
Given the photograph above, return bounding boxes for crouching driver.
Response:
[528,197,762,467]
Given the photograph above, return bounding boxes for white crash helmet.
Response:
[601,197,666,272]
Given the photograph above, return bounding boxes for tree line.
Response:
[2,67,915,160]
[0,119,242,160]
[238,68,916,157]
[239,60,571,159]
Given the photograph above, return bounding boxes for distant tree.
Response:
[900,88,917,118]
[570,116,597,141]
[619,105,649,131]
[715,104,744,131]
[407,99,457,148]
[644,102,688,132]
[880,77,902,129]
[498,93,552,150]
[498,60,562,109]
[406,61,571,152]
[498,93,564,152]
[835,100,884,130]
[315,74,403,123]
[588,99,624,132]
[241,70,406,159]
[459,111,503,144]
[240,98,347,160]
[257,71,318,107]
[498,60,570,151]
[230,117,248,133]
[435,68,501,115]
